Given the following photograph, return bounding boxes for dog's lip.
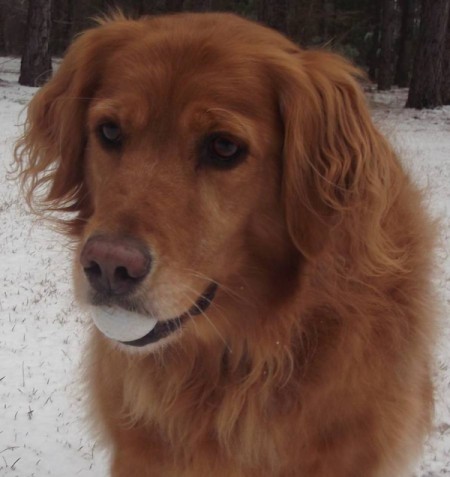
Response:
[120,282,218,347]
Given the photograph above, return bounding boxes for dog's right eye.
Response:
[97,122,122,148]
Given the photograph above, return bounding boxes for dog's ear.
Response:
[274,50,393,259]
[14,18,137,231]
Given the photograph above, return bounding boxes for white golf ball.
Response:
[90,306,158,342]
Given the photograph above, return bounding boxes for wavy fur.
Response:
[15,13,436,477]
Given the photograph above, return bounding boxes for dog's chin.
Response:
[86,283,218,351]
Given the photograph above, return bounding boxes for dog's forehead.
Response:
[94,31,277,134]
[107,41,263,93]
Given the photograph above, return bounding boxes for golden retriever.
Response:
[15,12,436,477]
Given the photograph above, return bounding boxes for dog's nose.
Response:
[80,235,151,295]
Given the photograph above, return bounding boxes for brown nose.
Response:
[80,235,151,296]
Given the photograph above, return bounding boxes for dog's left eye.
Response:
[211,137,239,158]
[201,134,246,169]
[97,122,122,148]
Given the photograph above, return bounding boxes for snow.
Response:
[1,57,450,476]
[368,89,450,476]
[0,57,107,477]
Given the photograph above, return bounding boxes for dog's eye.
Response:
[211,137,239,158]
[202,134,246,169]
[98,122,122,148]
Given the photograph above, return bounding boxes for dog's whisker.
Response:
[180,267,253,306]
[180,281,232,330]
[197,308,232,354]
[177,282,232,353]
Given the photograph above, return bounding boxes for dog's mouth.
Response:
[89,283,218,347]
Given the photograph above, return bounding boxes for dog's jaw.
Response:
[86,282,218,349]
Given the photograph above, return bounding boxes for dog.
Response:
[15,12,436,477]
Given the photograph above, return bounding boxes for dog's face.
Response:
[76,31,289,346]
[17,13,377,351]
[77,35,283,319]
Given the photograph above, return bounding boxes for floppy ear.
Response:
[275,50,394,259]
[14,16,137,234]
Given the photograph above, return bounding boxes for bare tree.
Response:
[406,0,450,108]
[19,0,52,86]
[367,0,381,82]
[287,0,323,44]
[101,0,118,10]
[186,0,210,11]
[0,1,27,55]
[321,0,335,39]
[209,0,240,10]
[442,13,450,104]
[166,0,184,12]
[395,0,417,87]
[51,0,76,55]
[134,0,146,14]
[378,0,396,90]
[257,0,288,35]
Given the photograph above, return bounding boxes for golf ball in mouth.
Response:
[90,306,158,342]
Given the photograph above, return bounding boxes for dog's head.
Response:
[15,13,392,351]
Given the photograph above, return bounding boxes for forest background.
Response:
[1,0,450,109]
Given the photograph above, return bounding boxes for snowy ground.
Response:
[1,56,449,476]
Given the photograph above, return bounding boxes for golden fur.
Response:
[15,12,436,477]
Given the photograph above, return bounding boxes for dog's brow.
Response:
[89,100,121,121]
[203,108,252,134]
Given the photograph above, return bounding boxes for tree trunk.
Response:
[257,0,288,35]
[257,0,269,27]
[210,0,236,10]
[51,0,76,55]
[271,0,288,34]
[135,0,146,15]
[395,0,417,86]
[442,14,450,104]
[367,0,381,82]
[101,0,118,11]
[19,0,52,87]
[406,0,450,108]
[378,0,396,90]
[166,0,184,12]
[321,0,335,40]
[188,0,210,12]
